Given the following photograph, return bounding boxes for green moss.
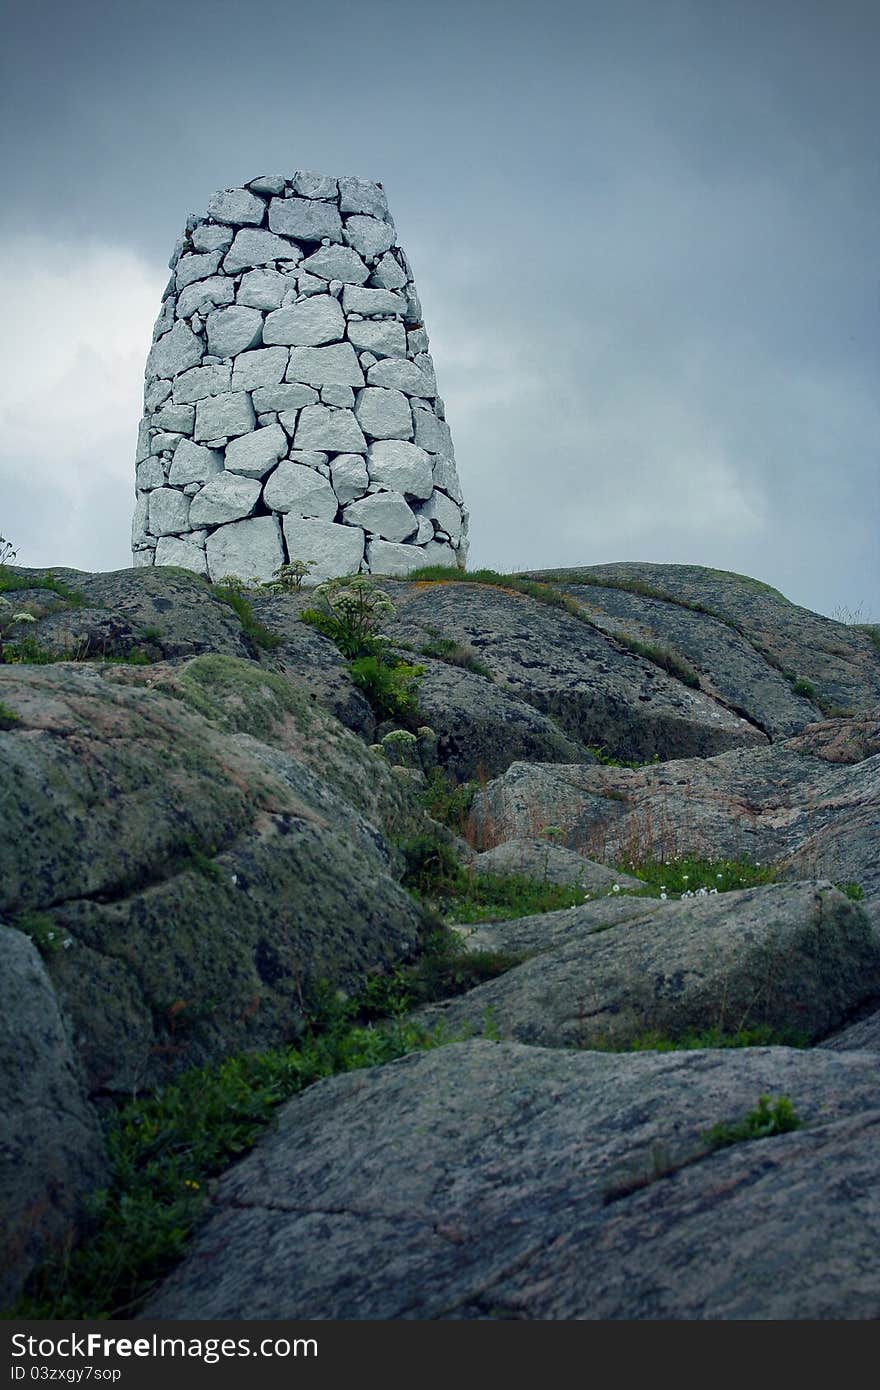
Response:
[168,654,313,741]
[0,702,20,728]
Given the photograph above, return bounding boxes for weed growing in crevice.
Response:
[422,767,478,834]
[212,577,282,652]
[703,1094,801,1151]
[593,1023,809,1053]
[7,983,453,1320]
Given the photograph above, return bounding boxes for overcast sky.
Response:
[1,0,877,618]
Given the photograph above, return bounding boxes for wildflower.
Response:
[230,873,238,885]
[183,1179,200,1192]
[716,873,723,879]
[63,938,73,949]
[682,874,689,881]
[612,883,620,893]
[660,892,668,901]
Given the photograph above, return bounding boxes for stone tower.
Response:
[132,172,467,583]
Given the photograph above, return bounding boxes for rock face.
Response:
[0,928,108,1307]
[142,1040,880,1320]
[134,173,467,582]
[0,658,430,1095]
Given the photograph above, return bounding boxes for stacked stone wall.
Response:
[132,172,467,583]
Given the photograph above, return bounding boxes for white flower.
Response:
[612,883,620,893]
[660,892,668,901]
[230,873,238,885]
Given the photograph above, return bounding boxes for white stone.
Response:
[342,491,417,542]
[292,273,324,298]
[341,284,406,316]
[365,539,432,577]
[355,387,412,441]
[405,283,423,322]
[415,517,434,544]
[144,379,172,411]
[338,176,390,219]
[299,245,370,284]
[206,306,264,358]
[407,327,429,354]
[292,170,339,200]
[366,358,435,396]
[132,548,154,567]
[194,392,255,441]
[257,412,278,427]
[288,451,328,469]
[321,384,354,408]
[369,252,407,289]
[278,411,300,436]
[268,197,343,243]
[366,439,433,498]
[223,228,302,274]
[168,438,224,485]
[224,424,288,478]
[136,457,164,490]
[189,472,262,526]
[191,223,234,253]
[420,540,459,568]
[152,299,174,340]
[176,276,235,320]
[412,405,452,454]
[149,432,182,455]
[147,321,203,380]
[206,187,266,226]
[282,516,364,582]
[131,493,150,546]
[231,347,289,391]
[136,418,152,462]
[172,363,231,404]
[175,251,223,290]
[247,175,286,195]
[293,406,367,453]
[205,515,284,584]
[431,453,464,504]
[343,215,396,260]
[236,269,289,309]
[153,403,195,434]
[251,383,318,413]
[148,487,190,536]
[263,462,338,518]
[417,488,463,542]
[286,342,364,387]
[330,453,369,504]
[263,295,345,347]
[346,319,407,358]
[154,536,208,575]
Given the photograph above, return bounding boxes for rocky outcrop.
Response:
[470,838,644,894]
[0,928,108,1307]
[0,659,429,1095]
[417,883,880,1049]
[141,1040,880,1319]
[133,173,467,582]
[530,563,880,719]
[469,736,880,899]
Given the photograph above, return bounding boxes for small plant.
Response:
[0,701,20,728]
[301,575,395,659]
[596,1024,809,1053]
[839,881,865,902]
[0,597,37,662]
[422,767,477,832]
[0,535,17,565]
[264,559,315,593]
[15,911,71,957]
[212,577,282,651]
[350,654,424,725]
[614,854,778,900]
[790,676,817,701]
[419,632,494,680]
[703,1094,801,1151]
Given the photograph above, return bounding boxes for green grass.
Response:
[398,835,588,922]
[421,767,478,832]
[615,854,778,898]
[7,984,454,1320]
[350,653,424,726]
[839,881,865,901]
[703,1094,801,1151]
[406,567,702,688]
[1,634,154,666]
[419,633,494,680]
[0,701,20,728]
[212,581,282,651]
[0,566,85,605]
[596,1023,809,1053]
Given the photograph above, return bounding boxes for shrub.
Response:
[212,578,281,651]
[263,559,315,593]
[350,654,423,725]
[301,575,395,659]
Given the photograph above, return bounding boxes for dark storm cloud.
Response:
[1,0,877,614]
